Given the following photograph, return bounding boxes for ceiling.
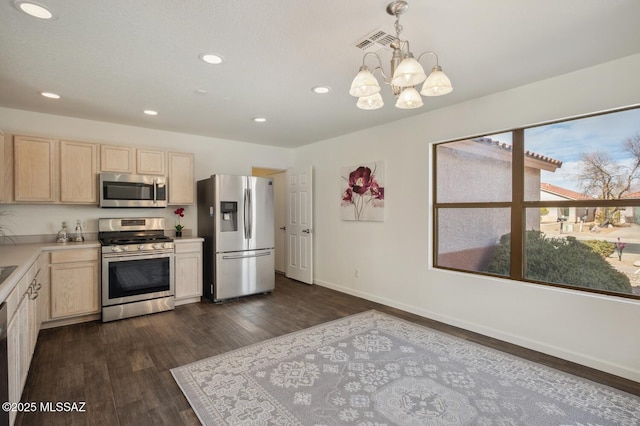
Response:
[1,1,640,149]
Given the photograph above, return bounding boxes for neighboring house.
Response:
[540,184,640,225]
[620,190,640,224]
[437,137,561,271]
[540,182,595,223]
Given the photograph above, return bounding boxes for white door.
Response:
[272,171,287,273]
[286,166,313,284]
[251,168,287,273]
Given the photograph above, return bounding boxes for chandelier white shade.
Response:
[357,93,384,110]
[349,66,381,97]
[350,1,453,110]
[421,65,453,96]
[390,56,426,87]
[395,87,423,109]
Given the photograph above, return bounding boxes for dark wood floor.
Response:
[16,274,640,425]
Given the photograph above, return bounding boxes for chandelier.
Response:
[349,1,453,110]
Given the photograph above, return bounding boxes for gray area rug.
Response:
[171,310,640,425]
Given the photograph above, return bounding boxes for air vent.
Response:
[355,39,374,50]
[368,31,387,42]
[354,30,395,51]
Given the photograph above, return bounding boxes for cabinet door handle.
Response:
[28,288,38,300]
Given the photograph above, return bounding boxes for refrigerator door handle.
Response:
[244,188,250,240]
[248,188,252,239]
[222,251,271,260]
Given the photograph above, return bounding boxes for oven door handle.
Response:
[103,252,174,260]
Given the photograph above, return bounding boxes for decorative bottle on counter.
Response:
[56,221,70,243]
[74,219,84,242]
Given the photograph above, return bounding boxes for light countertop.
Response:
[0,241,100,304]
[173,237,204,242]
[0,238,203,303]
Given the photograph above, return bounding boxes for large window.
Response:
[434,107,640,299]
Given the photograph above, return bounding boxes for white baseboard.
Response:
[314,278,640,383]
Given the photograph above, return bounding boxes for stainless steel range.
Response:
[99,217,174,322]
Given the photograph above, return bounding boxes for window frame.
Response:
[432,106,640,300]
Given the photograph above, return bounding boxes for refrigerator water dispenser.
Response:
[220,201,237,232]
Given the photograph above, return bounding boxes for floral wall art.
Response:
[341,161,385,221]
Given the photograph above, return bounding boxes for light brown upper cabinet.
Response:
[5,134,195,205]
[136,148,166,175]
[168,152,194,205]
[14,135,57,202]
[100,144,135,173]
[60,140,99,204]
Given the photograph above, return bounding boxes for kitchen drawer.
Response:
[174,242,202,254]
[50,248,99,264]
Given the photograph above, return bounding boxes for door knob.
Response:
[302,229,311,233]
[280,226,286,230]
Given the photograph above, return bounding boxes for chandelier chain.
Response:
[394,16,403,39]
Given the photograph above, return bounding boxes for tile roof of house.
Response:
[473,137,563,167]
[540,182,593,200]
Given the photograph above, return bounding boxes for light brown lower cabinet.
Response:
[6,259,41,426]
[174,240,203,304]
[7,293,24,426]
[49,248,100,319]
[5,247,99,425]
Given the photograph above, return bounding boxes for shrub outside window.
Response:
[433,107,640,299]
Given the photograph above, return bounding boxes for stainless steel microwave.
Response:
[99,173,167,208]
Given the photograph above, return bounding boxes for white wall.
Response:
[293,53,640,381]
[2,54,639,381]
[0,109,293,237]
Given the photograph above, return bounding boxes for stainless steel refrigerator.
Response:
[197,174,275,302]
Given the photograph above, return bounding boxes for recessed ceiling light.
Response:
[14,1,54,19]
[312,86,331,94]
[40,91,60,99]
[200,53,224,65]
[253,117,267,123]
[143,110,158,116]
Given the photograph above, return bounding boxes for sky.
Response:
[489,108,640,193]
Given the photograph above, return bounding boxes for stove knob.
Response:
[138,245,145,250]
[161,242,168,249]
[152,243,161,250]
[122,245,129,251]
[111,245,121,252]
